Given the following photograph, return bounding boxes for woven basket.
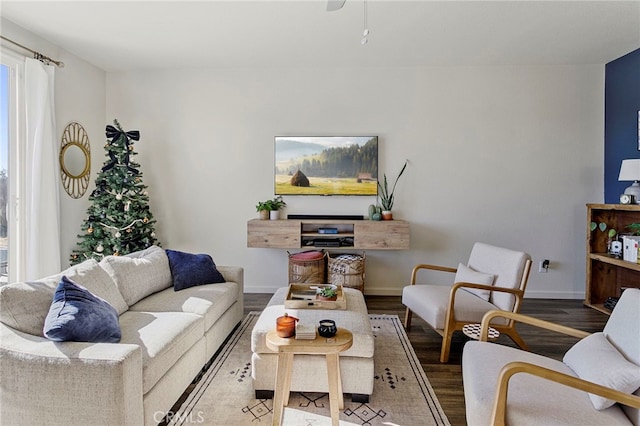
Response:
[288,250,326,284]
[327,252,365,292]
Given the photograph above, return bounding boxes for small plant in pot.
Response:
[257,196,287,220]
[377,160,408,220]
[256,201,271,220]
[316,286,337,301]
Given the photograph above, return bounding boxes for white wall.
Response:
[1,18,106,268]
[105,65,603,298]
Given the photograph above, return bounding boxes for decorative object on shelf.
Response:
[255,196,287,220]
[377,160,408,220]
[269,196,287,220]
[318,319,337,337]
[367,204,381,220]
[255,201,270,220]
[618,159,640,204]
[316,286,338,301]
[69,119,159,265]
[620,193,636,205]
[590,221,619,255]
[59,122,91,199]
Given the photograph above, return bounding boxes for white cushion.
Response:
[402,284,506,330]
[0,281,56,336]
[455,263,495,301]
[130,281,239,330]
[467,242,530,311]
[604,288,640,365]
[99,245,172,306]
[118,311,204,393]
[563,332,640,410]
[62,259,129,315]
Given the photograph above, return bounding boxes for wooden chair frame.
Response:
[477,310,640,426]
[404,259,532,363]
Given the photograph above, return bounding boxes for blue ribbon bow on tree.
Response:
[102,124,140,174]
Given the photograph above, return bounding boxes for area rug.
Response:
[168,313,450,426]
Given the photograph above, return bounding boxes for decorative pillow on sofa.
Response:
[99,245,172,306]
[60,258,129,315]
[0,281,56,336]
[454,263,495,301]
[563,332,640,410]
[166,249,225,291]
[43,276,121,343]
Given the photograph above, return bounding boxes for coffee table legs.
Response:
[326,352,343,425]
[272,352,293,426]
[271,352,343,426]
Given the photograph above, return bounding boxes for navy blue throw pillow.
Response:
[43,276,121,343]
[166,249,226,291]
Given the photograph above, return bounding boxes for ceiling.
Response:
[1,1,639,72]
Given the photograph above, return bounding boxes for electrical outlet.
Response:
[539,259,550,273]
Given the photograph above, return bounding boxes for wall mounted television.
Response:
[275,136,378,196]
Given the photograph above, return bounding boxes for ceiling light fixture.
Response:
[361,0,369,45]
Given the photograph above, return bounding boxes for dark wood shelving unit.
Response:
[585,204,640,314]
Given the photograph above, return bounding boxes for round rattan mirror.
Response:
[60,122,91,198]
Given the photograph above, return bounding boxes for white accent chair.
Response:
[463,288,640,425]
[402,242,532,362]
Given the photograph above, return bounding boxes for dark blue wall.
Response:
[605,48,640,203]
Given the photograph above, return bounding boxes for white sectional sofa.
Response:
[0,245,244,426]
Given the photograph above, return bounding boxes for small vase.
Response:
[269,210,279,220]
[318,319,337,337]
[259,210,269,220]
[382,211,393,220]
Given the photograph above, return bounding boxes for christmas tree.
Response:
[70,119,159,265]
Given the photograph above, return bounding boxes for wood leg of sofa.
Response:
[404,308,413,330]
[439,332,452,363]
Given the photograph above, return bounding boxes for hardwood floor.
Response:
[244,293,609,426]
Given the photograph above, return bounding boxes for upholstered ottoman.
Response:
[251,287,374,402]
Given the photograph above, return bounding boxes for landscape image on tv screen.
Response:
[275,136,378,196]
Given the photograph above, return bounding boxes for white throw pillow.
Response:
[563,332,640,410]
[454,263,495,301]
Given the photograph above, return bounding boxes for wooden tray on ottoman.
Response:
[284,283,347,310]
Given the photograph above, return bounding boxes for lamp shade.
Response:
[618,159,640,181]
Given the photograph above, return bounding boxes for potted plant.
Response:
[267,196,286,220]
[377,160,408,220]
[256,201,270,220]
[316,286,337,301]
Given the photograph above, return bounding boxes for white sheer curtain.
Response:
[24,58,60,280]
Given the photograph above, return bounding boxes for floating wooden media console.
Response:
[247,218,410,250]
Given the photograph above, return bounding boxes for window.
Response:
[1,53,25,283]
[0,64,8,282]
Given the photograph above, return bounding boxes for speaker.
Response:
[287,214,364,220]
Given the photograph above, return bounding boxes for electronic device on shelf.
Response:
[311,238,341,247]
[288,214,364,220]
[318,228,338,234]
